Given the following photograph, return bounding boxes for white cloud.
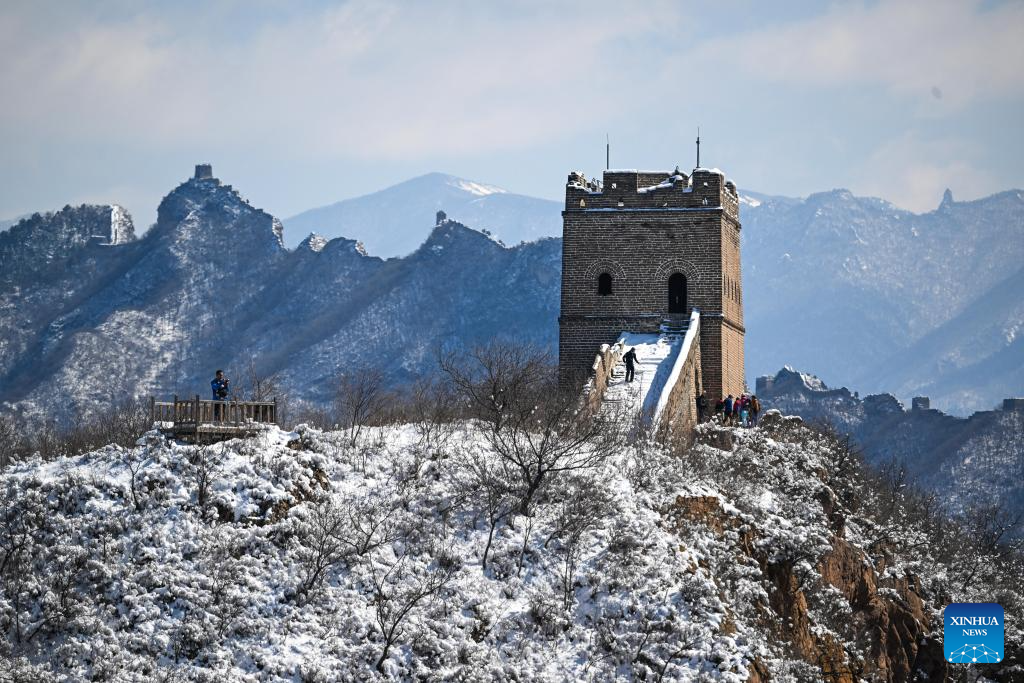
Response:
[854,132,1000,212]
[694,0,1024,107]
[0,1,682,158]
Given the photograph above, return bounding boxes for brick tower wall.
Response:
[558,168,745,401]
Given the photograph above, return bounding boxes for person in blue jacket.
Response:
[211,369,229,420]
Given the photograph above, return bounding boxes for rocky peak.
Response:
[0,204,135,284]
[940,187,954,209]
[416,218,503,259]
[152,167,284,253]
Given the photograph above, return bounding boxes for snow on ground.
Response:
[1,416,1020,681]
[601,333,682,426]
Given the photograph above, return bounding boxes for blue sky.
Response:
[2,0,1023,227]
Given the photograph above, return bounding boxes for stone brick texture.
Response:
[558,167,745,402]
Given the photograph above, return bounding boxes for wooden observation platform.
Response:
[150,395,278,443]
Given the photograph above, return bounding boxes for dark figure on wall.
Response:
[623,347,638,383]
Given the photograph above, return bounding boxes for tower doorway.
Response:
[668,273,687,313]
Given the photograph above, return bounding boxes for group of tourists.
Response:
[696,391,761,428]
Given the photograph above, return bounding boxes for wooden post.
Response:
[195,394,200,424]
[273,397,278,425]
[173,394,178,424]
[149,396,155,424]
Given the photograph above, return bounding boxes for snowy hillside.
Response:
[742,188,1024,414]
[756,366,1024,536]
[0,171,559,423]
[284,172,562,257]
[3,413,1021,680]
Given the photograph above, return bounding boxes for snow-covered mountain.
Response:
[283,172,562,257]
[756,366,1024,533]
[2,169,1021,422]
[742,188,1024,415]
[0,169,559,423]
[2,416,1020,679]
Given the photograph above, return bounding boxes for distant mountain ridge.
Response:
[1,168,1021,420]
[756,366,1024,534]
[742,187,1024,414]
[0,168,559,423]
[283,172,562,257]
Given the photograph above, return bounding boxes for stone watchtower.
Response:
[558,166,745,401]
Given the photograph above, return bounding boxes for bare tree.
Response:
[402,375,459,455]
[440,342,622,515]
[335,367,390,448]
[120,448,148,511]
[295,499,349,599]
[455,450,517,572]
[295,495,400,600]
[371,549,459,673]
[543,478,615,610]
[185,445,221,512]
[0,414,18,470]
[243,356,282,402]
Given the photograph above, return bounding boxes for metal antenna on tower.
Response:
[696,127,701,168]
[606,134,610,170]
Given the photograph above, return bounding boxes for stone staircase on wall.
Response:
[587,309,702,444]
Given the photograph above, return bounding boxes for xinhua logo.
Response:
[944,603,1004,664]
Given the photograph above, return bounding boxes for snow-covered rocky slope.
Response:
[2,415,1020,681]
[0,171,559,423]
[742,189,1024,415]
[757,366,1024,536]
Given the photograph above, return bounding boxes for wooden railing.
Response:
[150,395,278,427]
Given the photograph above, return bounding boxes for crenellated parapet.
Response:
[565,168,740,225]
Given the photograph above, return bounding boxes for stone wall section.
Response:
[558,167,744,402]
[655,329,702,446]
[583,341,626,414]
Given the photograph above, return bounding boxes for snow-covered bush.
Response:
[0,412,1020,680]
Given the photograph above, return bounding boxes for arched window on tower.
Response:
[668,272,687,313]
[597,272,613,296]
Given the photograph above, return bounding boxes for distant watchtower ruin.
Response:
[558,166,745,402]
[194,163,214,180]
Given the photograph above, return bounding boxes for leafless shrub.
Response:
[810,421,865,510]
[120,448,148,511]
[440,342,622,515]
[335,367,391,448]
[593,604,702,681]
[286,399,333,431]
[201,529,249,639]
[295,495,401,600]
[0,415,19,470]
[185,445,222,512]
[242,357,282,402]
[339,497,400,557]
[541,477,615,611]
[0,484,47,645]
[371,548,459,673]
[295,499,349,600]
[957,504,1024,589]
[401,375,459,456]
[453,449,518,572]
